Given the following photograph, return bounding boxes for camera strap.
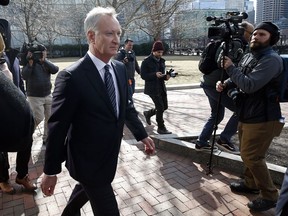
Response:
[238,53,259,75]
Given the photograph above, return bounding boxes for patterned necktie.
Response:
[104,65,117,115]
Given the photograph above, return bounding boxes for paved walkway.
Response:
[1,87,286,216]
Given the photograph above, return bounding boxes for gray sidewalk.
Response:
[1,86,286,216]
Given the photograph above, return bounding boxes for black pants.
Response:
[62,183,119,216]
[0,138,33,182]
[149,92,168,128]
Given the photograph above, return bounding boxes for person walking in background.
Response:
[141,41,172,134]
[0,30,36,194]
[22,45,59,145]
[114,38,140,96]
[195,21,254,154]
[217,22,284,212]
[40,6,155,216]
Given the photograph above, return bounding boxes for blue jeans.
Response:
[197,84,238,146]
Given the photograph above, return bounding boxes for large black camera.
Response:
[125,50,134,62]
[207,12,248,40]
[166,68,178,78]
[227,88,239,101]
[20,42,46,66]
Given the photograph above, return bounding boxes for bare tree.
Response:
[134,0,186,41]
[1,0,191,53]
[7,0,47,43]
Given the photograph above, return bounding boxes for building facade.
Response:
[256,0,288,39]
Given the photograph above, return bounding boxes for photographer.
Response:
[196,21,254,154]
[141,41,172,134]
[22,45,59,145]
[217,22,284,212]
[114,38,140,96]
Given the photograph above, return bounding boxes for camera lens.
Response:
[227,88,238,100]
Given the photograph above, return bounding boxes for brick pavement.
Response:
[0,88,283,216]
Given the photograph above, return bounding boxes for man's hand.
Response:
[27,51,33,66]
[123,57,128,63]
[41,174,57,196]
[141,137,155,155]
[222,56,234,69]
[156,72,164,78]
[216,81,226,92]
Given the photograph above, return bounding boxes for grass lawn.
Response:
[49,55,203,87]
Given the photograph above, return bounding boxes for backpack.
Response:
[198,39,221,75]
[278,55,288,102]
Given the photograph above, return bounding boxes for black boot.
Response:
[157,125,172,134]
[143,109,156,125]
[143,111,151,125]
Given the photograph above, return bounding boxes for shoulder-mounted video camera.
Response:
[19,41,46,66]
[206,12,248,41]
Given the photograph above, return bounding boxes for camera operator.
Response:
[141,41,172,134]
[22,45,59,145]
[114,38,140,96]
[196,21,254,154]
[216,22,284,212]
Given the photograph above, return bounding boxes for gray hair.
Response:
[84,7,118,36]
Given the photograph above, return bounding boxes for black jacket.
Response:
[140,54,167,96]
[22,59,59,97]
[226,47,283,123]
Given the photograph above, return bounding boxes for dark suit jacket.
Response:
[43,54,147,186]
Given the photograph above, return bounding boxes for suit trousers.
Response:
[238,121,283,201]
[62,182,119,216]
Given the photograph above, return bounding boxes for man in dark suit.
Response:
[40,6,155,216]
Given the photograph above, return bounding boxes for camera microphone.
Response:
[206,16,224,22]
[206,16,214,21]
[240,12,248,19]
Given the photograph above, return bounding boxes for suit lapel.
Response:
[82,55,116,114]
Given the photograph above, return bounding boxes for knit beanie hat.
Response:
[152,41,164,52]
[254,22,280,45]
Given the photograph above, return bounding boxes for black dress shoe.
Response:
[143,111,151,125]
[248,198,276,212]
[230,181,260,194]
